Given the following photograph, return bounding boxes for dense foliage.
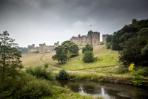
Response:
[106,19,148,67]
[0,31,52,99]
[26,65,52,80]
[62,41,79,58]
[52,45,68,64]
[82,44,93,53]
[53,41,79,64]
[56,70,70,80]
[0,31,22,80]
[82,44,95,63]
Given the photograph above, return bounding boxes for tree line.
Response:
[106,19,148,67]
[52,41,95,64]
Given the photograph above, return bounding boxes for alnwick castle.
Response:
[27,30,108,53]
[71,30,100,46]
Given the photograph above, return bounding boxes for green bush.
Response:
[132,71,143,86]
[56,70,70,81]
[0,73,52,99]
[20,79,52,99]
[82,44,93,53]
[136,67,148,76]
[83,51,95,63]
[116,65,128,74]
[26,66,52,80]
[106,42,112,49]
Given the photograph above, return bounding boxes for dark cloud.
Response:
[0,0,148,46]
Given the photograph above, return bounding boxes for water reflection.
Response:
[60,81,148,99]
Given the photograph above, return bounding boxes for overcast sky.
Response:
[0,0,148,47]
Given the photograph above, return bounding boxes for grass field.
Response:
[22,52,56,67]
[61,45,119,72]
[22,45,121,74]
[21,45,148,98]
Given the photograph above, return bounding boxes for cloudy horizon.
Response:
[0,0,148,47]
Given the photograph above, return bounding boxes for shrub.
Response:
[56,70,70,81]
[130,67,148,86]
[26,66,52,80]
[0,73,52,99]
[82,44,93,53]
[132,71,143,86]
[116,65,128,74]
[135,67,148,76]
[83,51,95,63]
[20,79,52,99]
[52,46,68,64]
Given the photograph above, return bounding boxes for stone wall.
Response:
[28,42,59,53]
[71,30,100,46]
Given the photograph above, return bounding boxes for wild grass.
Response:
[22,45,122,74]
[61,45,120,73]
[22,46,133,77]
[43,86,96,99]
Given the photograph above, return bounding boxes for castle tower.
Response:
[70,30,100,46]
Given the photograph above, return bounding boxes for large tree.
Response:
[52,46,68,64]
[52,41,79,64]
[61,41,79,58]
[107,19,148,67]
[82,44,93,53]
[82,44,95,63]
[0,31,22,80]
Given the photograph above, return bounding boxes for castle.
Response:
[28,42,59,53]
[70,30,100,46]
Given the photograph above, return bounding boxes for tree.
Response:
[82,44,93,53]
[105,35,113,49]
[0,31,22,80]
[52,41,79,64]
[83,51,95,63]
[62,41,79,58]
[56,70,69,80]
[52,46,68,64]
[82,44,95,63]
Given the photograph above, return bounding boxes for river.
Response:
[60,81,148,99]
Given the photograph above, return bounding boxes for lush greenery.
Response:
[62,41,79,58]
[82,44,93,53]
[0,31,22,80]
[3,19,147,99]
[0,31,23,98]
[26,65,52,80]
[82,44,95,63]
[56,70,70,80]
[52,41,79,64]
[106,19,148,67]
[52,45,68,64]
[0,31,54,99]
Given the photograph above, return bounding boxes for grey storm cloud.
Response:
[0,0,148,46]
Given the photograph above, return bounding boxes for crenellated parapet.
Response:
[70,30,100,46]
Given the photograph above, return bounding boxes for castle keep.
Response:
[70,31,100,46]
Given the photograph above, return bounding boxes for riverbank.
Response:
[53,69,148,88]
[22,44,148,98]
[22,45,148,88]
[66,71,148,87]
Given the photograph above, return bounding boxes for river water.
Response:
[60,81,148,99]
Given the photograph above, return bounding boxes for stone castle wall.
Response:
[71,30,100,46]
[28,42,59,53]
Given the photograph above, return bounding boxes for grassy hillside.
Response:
[22,45,121,74]
[61,45,119,72]
[22,52,56,67]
